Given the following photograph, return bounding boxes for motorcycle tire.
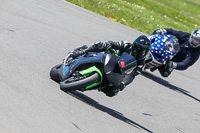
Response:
[60,72,100,91]
[50,64,62,82]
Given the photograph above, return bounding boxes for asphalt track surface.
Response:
[1,0,200,133]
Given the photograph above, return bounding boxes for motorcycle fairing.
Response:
[105,52,137,86]
[103,53,119,74]
[59,52,105,81]
[118,52,137,74]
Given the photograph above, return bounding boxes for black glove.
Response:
[166,61,177,69]
[152,29,167,35]
[72,48,88,58]
[68,45,88,59]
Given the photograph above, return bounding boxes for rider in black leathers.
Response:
[67,35,150,97]
[153,28,200,77]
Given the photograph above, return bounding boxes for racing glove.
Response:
[167,61,177,69]
[152,29,167,35]
[65,45,88,61]
[71,48,88,58]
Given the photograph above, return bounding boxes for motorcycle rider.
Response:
[66,35,150,97]
[152,28,200,77]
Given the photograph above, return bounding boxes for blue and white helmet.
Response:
[149,34,180,62]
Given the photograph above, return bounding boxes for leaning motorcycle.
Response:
[145,34,180,71]
[50,50,137,92]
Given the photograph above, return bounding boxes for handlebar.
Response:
[63,52,73,65]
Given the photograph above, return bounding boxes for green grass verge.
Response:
[66,0,200,34]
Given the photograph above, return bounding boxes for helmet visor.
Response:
[192,37,200,48]
[164,39,179,52]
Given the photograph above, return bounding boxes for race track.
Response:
[1,0,200,132]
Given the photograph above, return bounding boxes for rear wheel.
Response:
[60,72,100,91]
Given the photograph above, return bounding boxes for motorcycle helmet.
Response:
[133,35,150,60]
[149,34,180,62]
[189,29,200,48]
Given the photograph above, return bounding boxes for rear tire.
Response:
[60,73,99,91]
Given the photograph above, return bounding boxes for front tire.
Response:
[60,72,100,91]
[50,64,62,82]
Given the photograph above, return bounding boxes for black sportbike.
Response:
[50,50,137,92]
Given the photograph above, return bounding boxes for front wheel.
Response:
[60,72,100,91]
[50,64,62,82]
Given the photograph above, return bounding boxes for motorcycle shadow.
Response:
[65,90,153,133]
[142,71,200,103]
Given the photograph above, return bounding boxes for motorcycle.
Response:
[145,34,180,71]
[50,49,137,92]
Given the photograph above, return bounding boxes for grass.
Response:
[66,0,200,34]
